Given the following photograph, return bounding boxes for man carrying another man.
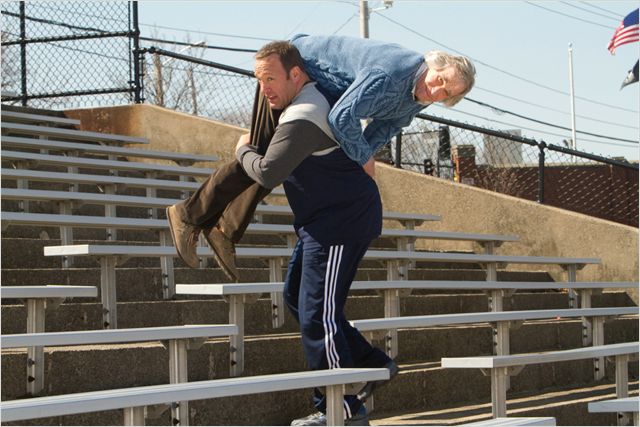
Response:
[166,34,476,282]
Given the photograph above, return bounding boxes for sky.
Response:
[137,1,640,161]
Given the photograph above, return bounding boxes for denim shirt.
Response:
[291,34,428,166]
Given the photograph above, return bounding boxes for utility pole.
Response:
[568,43,577,153]
[359,0,393,39]
[360,0,370,38]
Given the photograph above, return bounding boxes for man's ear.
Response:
[290,66,302,81]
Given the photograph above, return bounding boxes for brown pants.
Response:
[175,84,281,243]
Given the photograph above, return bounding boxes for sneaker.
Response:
[356,359,399,402]
[166,205,200,269]
[203,226,239,282]
[291,405,369,426]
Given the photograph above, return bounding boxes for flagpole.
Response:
[568,43,577,155]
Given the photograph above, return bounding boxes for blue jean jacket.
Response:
[291,34,428,166]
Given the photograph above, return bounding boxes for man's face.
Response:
[415,66,466,104]
[254,54,299,110]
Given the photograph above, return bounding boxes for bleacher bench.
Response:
[0,368,389,426]
[1,122,149,145]
[1,110,81,127]
[178,281,637,375]
[0,285,98,395]
[2,134,218,165]
[2,149,213,179]
[441,342,640,418]
[588,396,639,426]
[461,417,556,426]
[43,244,599,334]
[1,324,237,423]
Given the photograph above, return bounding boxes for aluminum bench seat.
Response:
[1,167,286,195]
[1,212,516,251]
[588,396,639,425]
[0,368,388,426]
[43,243,600,336]
[1,323,237,413]
[461,417,556,426]
[2,150,212,178]
[1,110,81,127]
[178,278,638,377]
[0,285,98,395]
[441,342,639,418]
[1,122,149,145]
[2,135,217,165]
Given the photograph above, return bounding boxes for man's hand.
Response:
[363,157,375,178]
[235,133,251,154]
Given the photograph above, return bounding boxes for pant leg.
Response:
[284,238,304,322]
[216,84,282,242]
[176,160,256,229]
[295,229,375,417]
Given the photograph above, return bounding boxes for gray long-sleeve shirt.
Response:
[236,83,337,189]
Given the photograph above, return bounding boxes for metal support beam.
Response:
[26,298,45,396]
[159,230,176,299]
[229,294,245,377]
[124,407,146,426]
[168,339,189,426]
[616,354,630,426]
[99,256,118,329]
[58,201,74,268]
[592,316,605,380]
[269,258,285,328]
[325,384,346,426]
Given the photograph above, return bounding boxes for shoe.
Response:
[166,205,201,269]
[356,359,399,402]
[291,405,369,426]
[203,226,239,282]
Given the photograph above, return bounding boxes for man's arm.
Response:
[327,70,404,166]
[236,120,336,189]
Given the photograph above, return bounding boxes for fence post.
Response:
[131,1,143,103]
[394,133,402,168]
[538,141,546,203]
[19,2,27,106]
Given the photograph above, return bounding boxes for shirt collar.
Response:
[412,62,432,106]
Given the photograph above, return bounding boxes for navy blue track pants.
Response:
[283,228,389,417]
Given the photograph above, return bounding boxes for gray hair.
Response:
[424,50,476,107]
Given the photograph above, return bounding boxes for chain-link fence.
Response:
[142,47,256,129]
[1,1,136,108]
[392,115,638,226]
[1,3,637,227]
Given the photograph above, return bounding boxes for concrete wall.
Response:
[65,104,639,302]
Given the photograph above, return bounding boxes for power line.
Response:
[332,13,358,35]
[558,1,621,22]
[285,2,323,39]
[375,12,637,114]
[473,87,637,130]
[431,105,638,148]
[524,1,613,29]
[139,22,273,42]
[578,1,624,19]
[465,97,638,143]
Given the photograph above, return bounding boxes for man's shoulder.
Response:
[279,84,334,140]
[281,83,330,121]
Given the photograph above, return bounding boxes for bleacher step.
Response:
[2,347,637,425]
[371,382,639,426]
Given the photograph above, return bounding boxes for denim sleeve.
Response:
[361,118,406,155]
[327,70,395,166]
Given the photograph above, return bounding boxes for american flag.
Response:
[608,8,639,54]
